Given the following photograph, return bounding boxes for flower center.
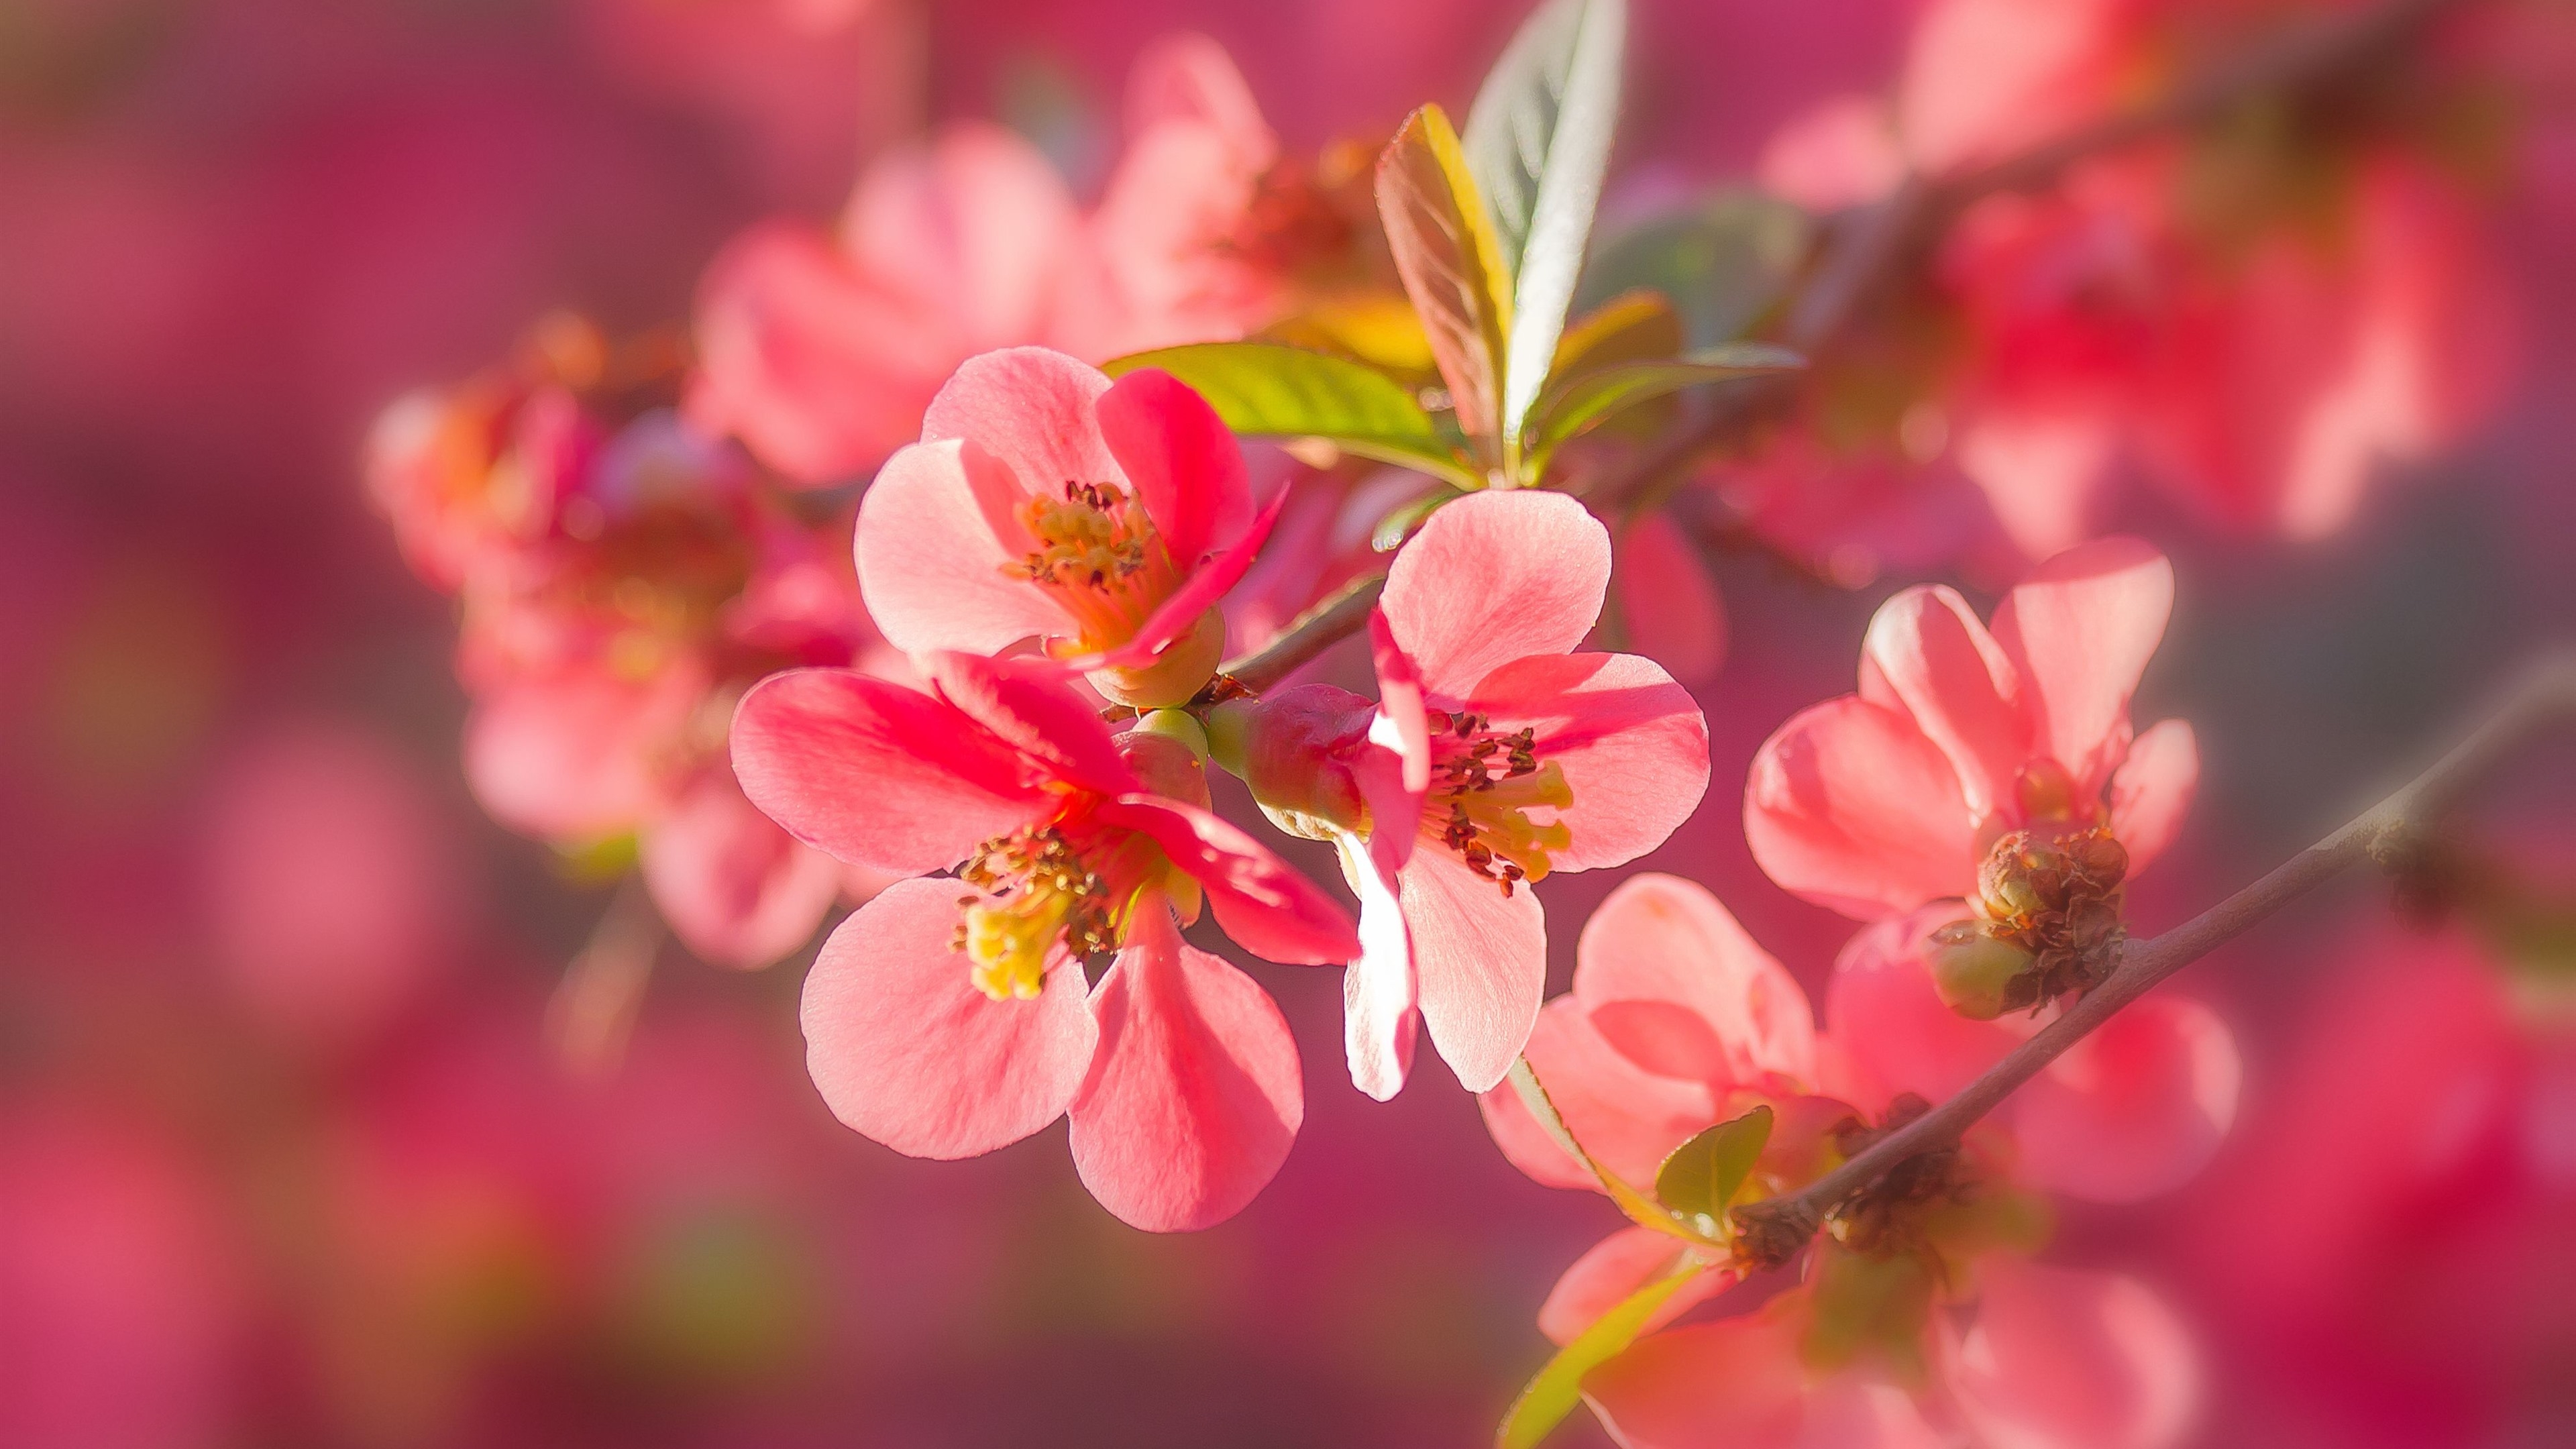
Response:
[951,826,1120,1002]
[1422,710,1573,896]
[1012,481,1180,650]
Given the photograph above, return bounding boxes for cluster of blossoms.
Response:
[355,0,2562,1443]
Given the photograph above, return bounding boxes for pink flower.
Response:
[1256,490,1708,1099]
[729,649,1358,1230]
[855,347,1283,707]
[686,38,1295,486]
[1746,536,2197,922]
[1479,874,2204,1448]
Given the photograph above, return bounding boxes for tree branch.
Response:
[1731,649,2576,1258]
[1217,572,1389,696]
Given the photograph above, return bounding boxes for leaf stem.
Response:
[1730,649,2576,1261]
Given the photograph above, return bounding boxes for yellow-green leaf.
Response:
[1523,342,1801,472]
[1101,342,1483,490]
[1652,1105,1774,1232]
[1375,103,1514,476]
[1497,1258,1707,1449]
[1549,288,1683,381]
[1505,1057,1704,1244]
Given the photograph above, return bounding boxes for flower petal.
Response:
[640,769,843,969]
[919,345,1120,492]
[1336,828,1417,1102]
[1095,366,1252,566]
[1466,651,1709,874]
[1380,490,1611,700]
[2017,994,2239,1203]
[1988,537,2174,802]
[1068,484,1285,672]
[1860,585,2028,820]
[857,437,1069,656]
[1574,874,1816,1091]
[921,651,1136,798]
[800,878,1095,1159]
[1583,1308,1812,1449]
[1746,698,1978,919]
[1368,609,1434,796]
[464,666,700,840]
[1095,796,1358,965]
[1069,903,1302,1232]
[2108,718,2197,876]
[843,123,1077,350]
[1401,847,1547,1092]
[731,667,1046,876]
[1609,511,1728,685]
[1479,996,1718,1191]
[1825,906,2015,1111]
[1944,1259,2200,1449]
[1538,1226,1735,1347]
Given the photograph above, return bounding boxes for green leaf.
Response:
[1102,342,1483,489]
[1525,342,1802,466]
[1579,190,1812,348]
[1497,1258,1706,1449]
[1652,1106,1774,1230]
[1375,104,1515,474]
[1550,288,1682,380]
[1463,0,1628,447]
[1505,1057,1706,1244]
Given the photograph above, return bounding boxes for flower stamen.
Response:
[1423,710,1573,896]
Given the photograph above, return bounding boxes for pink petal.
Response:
[684,222,936,484]
[921,651,1136,798]
[843,124,1077,350]
[1988,537,2174,802]
[800,878,1097,1159]
[1611,511,1728,684]
[2017,994,2239,1203]
[1584,1309,1812,1449]
[1094,796,1358,965]
[730,667,1046,876]
[1401,847,1547,1093]
[1954,407,2118,560]
[855,437,1067,656]
[1824,906,2015,1110]
[463,666,700,840]
[1380,490,1612,700]
[1745,698,1979,919]
[1336,828,1417,1102]
[1368,609,1433,796]
[640,769,844,969]
[918,346,1120,494]
[1479,996,1719,1191]
[2108,718,2197,875]
[1069,902,1301,1232]
[1944,1259,2199,1449]
[1538,1226,1735,1347]
[1574,874,1817,1091]
[1860,585,2028,820]
[1095,367,1252,566]
[1466,651,1709,874]
[1124,32,1273,160]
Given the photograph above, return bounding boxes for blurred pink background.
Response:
[3,1,2569,1446]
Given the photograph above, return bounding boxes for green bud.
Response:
[1927,922,2035,1020]
[1132,708,1210,761]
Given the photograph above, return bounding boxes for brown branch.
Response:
[1218,572,1389,696]
[1731,649,2576,1258]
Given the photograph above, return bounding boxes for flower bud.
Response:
[1223,685,1375,840]
[1089,606,1226,708]
[1927,920,2035,1020]
[1130,707,1210,761]
[1115,727,1211,810]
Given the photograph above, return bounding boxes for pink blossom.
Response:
[687,38,1291,486]
[855,347,1283,706]
[1747,536,2198,922]
[730,649,1356,1229]
[1271,490,1709,1099]
[1478,873,2204,1448]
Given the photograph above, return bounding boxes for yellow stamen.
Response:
[1008,481,1180,649]
[951,826,1120,1002]
[1421,710,1575,895]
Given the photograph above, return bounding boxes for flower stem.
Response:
[1216,572,1389,696]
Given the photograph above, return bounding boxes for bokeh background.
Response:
[3,1,2570,1446]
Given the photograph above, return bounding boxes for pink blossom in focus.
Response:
[854,347,1281,706]
[730,649,1357,1230]
[1747,536,2198,921]
[1257,491,1709,1099]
